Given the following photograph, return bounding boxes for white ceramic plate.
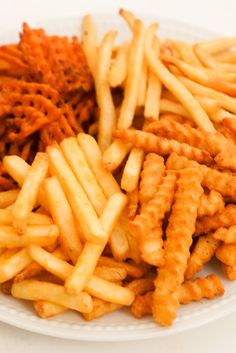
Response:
[0,14,235,342]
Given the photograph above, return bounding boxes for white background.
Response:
[0,0,236,352]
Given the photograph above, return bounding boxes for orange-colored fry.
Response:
[198,191,224,218]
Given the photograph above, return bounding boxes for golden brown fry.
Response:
[33,301,67,318]
[109,222,130,261]
[140,224,165,267]
[185,234,220,279]
[221,263,236,281]
[83,298,121,321]
[173,40,202,66]
[144,66,162,119]
[94,266,127,282]
[117,19,145,129]
[12,280,92,313]
[0,248,32,283]
[213,225,236,244]
[12,153,49,234]
[95,31,117,151]
[121,148,144,192]
[102,140,132,172]
[145,24,214,131]
[216,244,236,266]
[197,37,236,54]
[81,15,98,77]
[109,41,129,87]
[153,169,203,326]
[114,129,212,165]
[166,153,236,201]
[127,188,139,220]
[198,191,224,218]
[196,205,236,235]
[0,209,52,226]
[139,153,165,205]
[0,189,20,208]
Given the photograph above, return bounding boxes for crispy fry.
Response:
[145,24,214,132]
[109,222,130,261]
[140,224,165,267]
[109,41,129,87]
[33,301,67,318]
[198,191,224,218]
[173,40,202,66]
[0,189,20,208]
[0,248,32,283]
[221,263,236,281]
[139,153,165,205]
[216,244,236,266]
[94,266,127,282]
[98,256,145,278]
[137,57,147,107]
[153,169,203,326]
[114,129,212,165]
[127,277,154,296]
[144,68,162,120]
[81,15,98,77]
[127,188,139,220]
[185,234,220,279]
[121,148,144,192]
[83,298,121,321]
[213,225,236,244]
[102,140,132,172]
[0,209,52,227]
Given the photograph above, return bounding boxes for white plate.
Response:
[0,14,235,342]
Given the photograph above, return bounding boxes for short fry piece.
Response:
[109,41,129,87]
[121,148,144,192]
[94,266,127,282]
[216,244,236,266]
[0,189,20,208]
[83,298,121,321]
[198,191,224,218]
[213,225,236,244]
[0,248,32,283]
[102,140,132,172]
[221,263,236,281]
[33,301,67,318]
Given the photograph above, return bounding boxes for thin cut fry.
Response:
[109,41,129,87]
[102,140,132,172]
[121,148,144,192]
[33,301,67,318]
[0,189,20,208]
[83,298,121,321]
[0,248,32,283]
[81,14,98,76]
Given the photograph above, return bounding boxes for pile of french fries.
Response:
[1,9,236,327]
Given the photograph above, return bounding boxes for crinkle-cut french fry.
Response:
[102,140,132,172]
[109,41,129,87]
[94,266,127,282]
[127,278,154,296]
[65,193,127,294]
[197,37,236,54]
[0,225,59,248]
[166,153,236,201]
[185,234,220,280]
[109,222,130,261]
[145,24,214,132]
[44,176,82,264]
[130,171,177,240]
[83,298,122,321]
[0,209,52,226]
[77,133,120,198]
[47,145,106,244]
[60,137,107,214]
[215,150,236,172]
[195,205,236,236]
[164,54,236,96]
[98,256,145,278]
[198,191,224,218]
[179,76,236,114]
[131,274,224,318]
[12,153,49,234]
[140,224,165,267]
[127,188,139,220]
[221,263,236,281]
[173,40,202,66]
[216,244,236,266]
[153,168,203,326]
[139,153,165,206]
[213,225,236,244]
[113,129,212,165]
[144,68,162,120]
[12,280,93,313]
[95,31,117,152]
[81,14,98,77]
[117,19,145,129]
[0,189,20,208]
[33,301,67,318]
[0,248,32,283]
[144,118,234,156]
[121,148,144,192]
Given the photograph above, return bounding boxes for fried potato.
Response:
[121,148,144,192]
[33,300,67,318]
[81,15,98,77]
[0,189,20,208]
[83,297,121,321]
[0,209,52,226]
[102,140,132,172]
[0,248,32,283]
[109,41,129,87]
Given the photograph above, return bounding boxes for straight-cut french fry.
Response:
[173,40,202,66]
[0,189,20,208]
[144,68,162,120]
[12,153,49,234]
[96,31,117,152]
[109,41,129,87]
[94,265,127,282]
[102,140,132,172]
[12,280,93,313]
[65,193,127,294]
[60,137,107,213]
[44,176,82,264]
[33,301,67,318]
[0,225,59,248]
[117,19,145,129]
[77,133,120,198]
[81,14,98,77]
[0,248,32,283]
[196,37,236,54]
[145,24,215,132]
[0,209,52,226]
[121,148,144,192]
[46,145,106,244]
[83,298,121,321]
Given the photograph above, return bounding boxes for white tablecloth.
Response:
[0,0,236,352]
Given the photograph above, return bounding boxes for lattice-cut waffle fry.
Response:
[127,188,139,220]
[131,274,224,318]
[144,118,234,156]
[216,244,236,266]
[185,233,220,279]
[166,153,236,201]
[213,225,236,244]
[196,204,236,236]
[198,191,224,218]
[129,171,177,240]
[140,223,165,266]
[152,168,203,326]
[139,153,165,206]
[113,129,212,165]
[221,263,236,281]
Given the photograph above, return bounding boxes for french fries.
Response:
[81,14,98,76]
[121,148,144,192]
[0,189,20,208]
[109,41,129,87]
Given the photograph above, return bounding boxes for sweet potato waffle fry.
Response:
[1,9,236,329]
